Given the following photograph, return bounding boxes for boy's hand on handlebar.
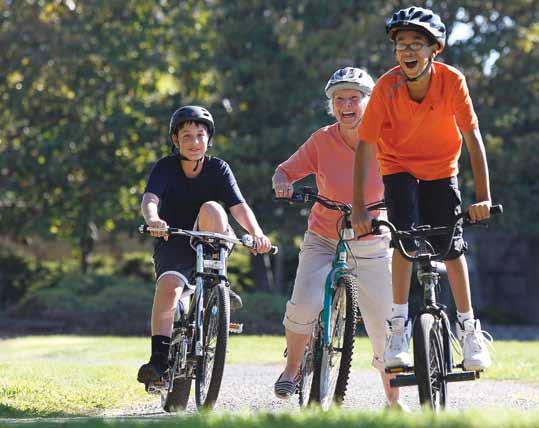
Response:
[467,200,491,222]
[148,218,169,241]
[252,233,272,254]
[351,208,374,236]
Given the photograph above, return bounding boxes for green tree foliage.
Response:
[1,0,537,282]
[0,1,214,270]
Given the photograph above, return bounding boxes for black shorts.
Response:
[382,173,467,260]
[152,224,236,284]
[153,237,196,285]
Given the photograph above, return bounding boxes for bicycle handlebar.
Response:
[371,204,503,262]
[138,225,279,255]
[275,186,384,214]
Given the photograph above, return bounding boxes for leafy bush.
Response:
[0,251,61,310]
[14,272,154,335]
[233,291,287,334]
[118,252,154,282]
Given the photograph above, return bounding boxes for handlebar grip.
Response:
[491,204,503,215]
[270,246,279,255]
[274,192,306,203]
[138,224,149,234]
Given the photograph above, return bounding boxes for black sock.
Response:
[151,335,171,356]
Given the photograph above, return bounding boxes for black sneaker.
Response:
[137,352,168,391]
[229,288,243,311]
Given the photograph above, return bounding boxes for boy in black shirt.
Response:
[137,105,272,390]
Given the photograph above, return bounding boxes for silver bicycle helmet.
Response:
[386,6,446,52]
[324,67,375,99]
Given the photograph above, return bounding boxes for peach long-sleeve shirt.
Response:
[277,123,385,240]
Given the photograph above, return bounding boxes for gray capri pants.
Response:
[283,230,393,370]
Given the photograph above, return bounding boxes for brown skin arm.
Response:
[141,192,169,240]
[461,127,492,221]
[229,202,272,254]
[351,141,375,235]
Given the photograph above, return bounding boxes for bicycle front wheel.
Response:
[195,283,230,410]
[317,274,358,410]
[413,312,447,411]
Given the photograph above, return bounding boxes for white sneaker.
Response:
[385,400,411,413]
[456,318,492,371]
[384,317,412,368]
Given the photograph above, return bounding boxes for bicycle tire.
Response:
[195,283,230,409]
[161,341,192,412]
[298,326,320,407]
[162,377,192,412]
[317,274,358,410]
[413,312,447,411]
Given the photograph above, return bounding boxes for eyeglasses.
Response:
[395,42,427,52]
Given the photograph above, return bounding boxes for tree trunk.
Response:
[79,222,98,273]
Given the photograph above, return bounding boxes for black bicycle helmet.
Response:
[324,67,375,98]
[386,6,446,53]
[168,105,215,144]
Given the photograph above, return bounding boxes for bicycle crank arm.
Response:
[445,371,479,382]
[390,374,417,388]
[390,370,479,388]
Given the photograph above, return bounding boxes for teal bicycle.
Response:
[280,186,384,410]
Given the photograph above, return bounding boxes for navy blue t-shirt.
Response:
[145,155,245,230]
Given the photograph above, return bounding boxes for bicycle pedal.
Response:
[385,366,412,374]
[146,380,165,395]
[229,322,243,334]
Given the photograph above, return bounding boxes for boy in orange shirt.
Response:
[351,6,493,371]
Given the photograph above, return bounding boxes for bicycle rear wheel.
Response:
[195,283,230,410]
[161,344,192,412]
[298,326,320,407]
[317,274,358,410]
[413,312,447,411]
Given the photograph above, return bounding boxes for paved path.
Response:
[104,363,539,416]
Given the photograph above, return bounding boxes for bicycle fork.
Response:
[195,243,205,357]
[322,245,348,346]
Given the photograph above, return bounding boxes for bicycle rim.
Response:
[195,284,230,409]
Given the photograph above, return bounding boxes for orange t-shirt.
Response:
[277,123,385,240]
[357,61,478,180]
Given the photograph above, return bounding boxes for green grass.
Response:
[2,409,539,428]
[0,335,538,419]
[0,336,153,418]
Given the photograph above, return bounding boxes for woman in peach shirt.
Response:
[272,67,405,410]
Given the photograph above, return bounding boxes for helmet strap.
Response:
[172,144,204,172]
[403,58,432,82]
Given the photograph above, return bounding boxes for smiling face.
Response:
[394,30,437,79]
[172,121,209,160]
[332,88,368,129]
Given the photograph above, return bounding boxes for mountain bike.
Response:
[369,205,503,411]
[278,186,384,410]
[139,225,278,411]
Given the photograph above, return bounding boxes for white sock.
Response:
[392,303,409,320]
[457,310,475,325]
